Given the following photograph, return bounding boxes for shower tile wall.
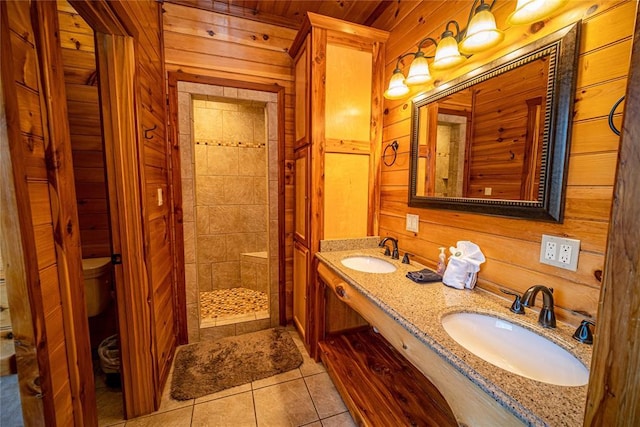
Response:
[177,81,281,343]
[193,98,267,293]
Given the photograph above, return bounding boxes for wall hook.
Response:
[383,140,399,167]
[144,124,157,140]
[608,96,625,136]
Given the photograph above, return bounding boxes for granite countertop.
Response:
[315,247,591,427]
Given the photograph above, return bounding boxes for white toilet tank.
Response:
[82,257,113,317]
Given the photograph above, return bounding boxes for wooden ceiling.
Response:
[163,0,417,30]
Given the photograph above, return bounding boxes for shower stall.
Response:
[177,82,281,342]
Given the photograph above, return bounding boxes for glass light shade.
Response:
[432,35,466,70]
[507,0,568,25]
[384,70,409,99]
[459,9,504,54]
[405,54,432,86]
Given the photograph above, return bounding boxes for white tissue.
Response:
[442,241,486,289]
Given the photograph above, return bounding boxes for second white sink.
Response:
[341,256,397,273]
[442,312,589,386]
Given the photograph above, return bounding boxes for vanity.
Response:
[314,245,591,426]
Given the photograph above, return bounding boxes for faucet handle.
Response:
[572,320,595,344]
[500,288,525,314]
[401,252,411,264]
[383,246,391,256]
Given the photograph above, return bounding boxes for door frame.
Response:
[69,0,157,417]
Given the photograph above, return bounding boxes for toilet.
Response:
[82,257,113,317]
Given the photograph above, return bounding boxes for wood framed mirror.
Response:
[409,22,580,222]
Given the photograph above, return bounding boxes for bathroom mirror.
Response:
[409,22,580,222]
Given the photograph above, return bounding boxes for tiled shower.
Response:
[178,83,280,342]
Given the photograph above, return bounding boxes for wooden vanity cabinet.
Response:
[289,13,389,352]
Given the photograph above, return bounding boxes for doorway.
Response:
[171,77,285,343]
[56,1,122,422]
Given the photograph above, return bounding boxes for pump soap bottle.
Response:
[436,247,446,275]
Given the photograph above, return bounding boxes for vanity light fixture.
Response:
[507,0,568,25]
[383,0,567,100]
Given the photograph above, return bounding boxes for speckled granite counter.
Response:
[316,247,591,427]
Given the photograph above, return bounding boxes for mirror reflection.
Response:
[409,23,580,222]
[415,56,549,201]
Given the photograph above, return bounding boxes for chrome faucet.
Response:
[522,285,556,328]
[378,237,399,260]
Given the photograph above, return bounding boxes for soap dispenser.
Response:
[436,247,446,275]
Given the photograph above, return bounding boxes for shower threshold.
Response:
[200,287,269,328]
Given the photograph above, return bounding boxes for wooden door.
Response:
[294,36,311,150]
[293,241,309,340]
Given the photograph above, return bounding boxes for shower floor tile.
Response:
[200,287,269,327]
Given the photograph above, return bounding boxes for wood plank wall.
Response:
[162,2,298,320]
[106,0,178,406]
[56,0,111,259]
[1,1,84,424]
[378,0,636,325]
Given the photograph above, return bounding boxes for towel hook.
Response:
[383,140,399,167]
[144,124,157,140]
[608,96,625,136]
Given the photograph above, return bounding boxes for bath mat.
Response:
[170,327,303,400]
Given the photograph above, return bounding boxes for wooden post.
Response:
[584,12,640,426]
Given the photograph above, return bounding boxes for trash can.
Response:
[98,334,121,388]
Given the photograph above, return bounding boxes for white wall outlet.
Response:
[540,234,580,271]
[406,214,419,233]
[544,240,557,261]
[484,187,492,196]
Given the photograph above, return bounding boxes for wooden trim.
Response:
[0,3,47,423]
[370,38,385,236]
[167,74,188,344]
[32,2,97,424]
[276,84,287,326]
[584,11,640,424]
[289,11,389,58]
[96,32,156,417]
[68,0,128,36]
[167,71,285,93]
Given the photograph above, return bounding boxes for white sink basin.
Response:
[340,256,397,273]
[442,312,589,386]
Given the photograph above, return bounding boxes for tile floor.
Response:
[200,288,270,327]
[97,328,355,427]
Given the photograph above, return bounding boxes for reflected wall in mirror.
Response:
[409,23,580,222]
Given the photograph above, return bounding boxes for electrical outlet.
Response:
[406,214,419,233]
[544,240,557,261]
[540,235,580,271]
[559,244,572,265]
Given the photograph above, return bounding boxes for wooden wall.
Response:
[57,0,111,259]
[162,2,298,320]
[1,1,95,424]
[379,0,635,325]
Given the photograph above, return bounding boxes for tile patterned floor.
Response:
[200,288,269,327]
[97,329,355,427]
